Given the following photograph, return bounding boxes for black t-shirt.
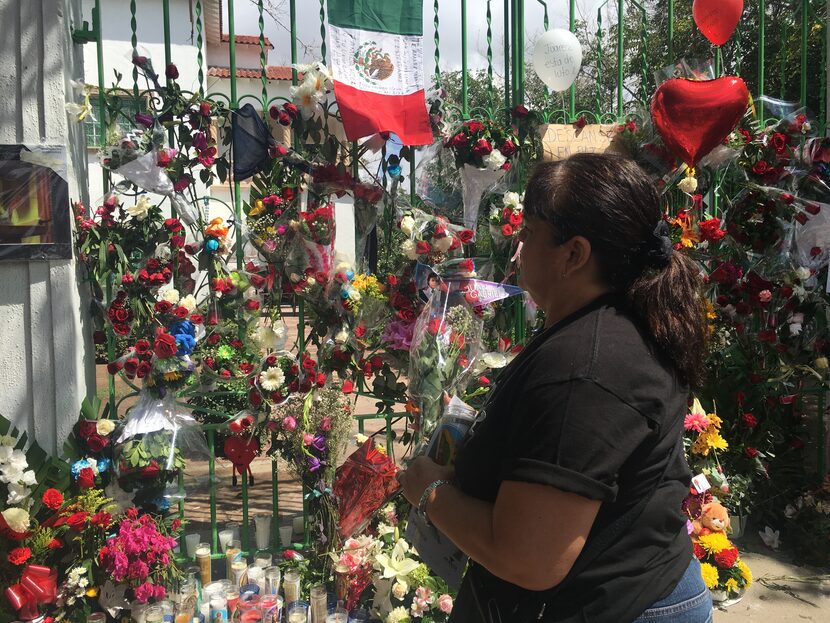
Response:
[451,294,692,623]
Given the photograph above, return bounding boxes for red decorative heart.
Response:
[651,77,750,169]
[224,436,259,469]
[693,0,743,47]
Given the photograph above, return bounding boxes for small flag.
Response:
[327,0,433,146]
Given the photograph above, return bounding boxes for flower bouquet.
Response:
[245,161,304,265]
[333,437,400,540]
[398,209,474,266]
[444,119,518,233]
[408,275,483,437]
[694,532,752,605]
[488,190,524,248]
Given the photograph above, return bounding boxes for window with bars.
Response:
[84,95,147,147]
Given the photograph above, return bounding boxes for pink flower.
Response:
[684,411,710,433]
[282,416,297,432]
[303,432,314,446]
[437,594,453,614]
[133,582,156,603]
[758,289,772,303]
[415,586,433,602]
[320,416,332,432]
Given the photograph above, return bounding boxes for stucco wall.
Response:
[0,0,94,453]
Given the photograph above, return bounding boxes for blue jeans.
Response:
[633,558,713,623]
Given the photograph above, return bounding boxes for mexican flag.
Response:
[327,0,433,146]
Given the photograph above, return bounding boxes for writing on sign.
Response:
[538,124,625,161]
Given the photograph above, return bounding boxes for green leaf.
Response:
[216,158,228,184]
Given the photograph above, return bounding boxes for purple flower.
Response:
[193,131,208,151]
[312,434,327,453]
[307,456,322,472]
[135,112,154,128]
[381,319,414,351]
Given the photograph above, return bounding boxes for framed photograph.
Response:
[0,144,72,260]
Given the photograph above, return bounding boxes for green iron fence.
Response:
[74,0,829,558]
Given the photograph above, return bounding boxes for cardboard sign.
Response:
[538,123,624,161]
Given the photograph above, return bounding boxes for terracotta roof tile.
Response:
[220,33,274,49]
[207,65,293,81]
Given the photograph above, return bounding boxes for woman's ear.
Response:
[562,235,593,277]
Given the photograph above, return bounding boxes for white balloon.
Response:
[532,29,583,92]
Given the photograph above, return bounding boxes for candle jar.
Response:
[225,540,242,580]
[333,564,349,602]
[247,564,266,594]
[325,607,349,623]
[226,589,240,616]
[218,529,233,553]
[254,551,272,568]
[264,566,281,595]
[279,524,293,547]
[226,521,241,543]
[231,560,248,587]
[184,533,201,559]
[282,569,301,605]
[253,513,272,550]
[310,585,327,623]
[209,596,227,623]
[347,608,369,622]
[195,543,212,586]
[145,605,163,623]
[261,595,282,623]
[286,601,309,623]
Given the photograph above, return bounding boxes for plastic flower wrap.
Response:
[245,161,304,264]
[333,437,400,540]
[408,265,484,436]
[353,182,385,258]
[488,190,524,247]
[251,351,301,408]
[398,209,474,266]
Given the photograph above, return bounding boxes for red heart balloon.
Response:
[651,77,750,169]
[693,0,743,46]
[224,436,259,469]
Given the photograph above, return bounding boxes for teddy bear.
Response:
[691,501,731,540]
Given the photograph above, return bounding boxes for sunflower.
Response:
[700,562,720,589]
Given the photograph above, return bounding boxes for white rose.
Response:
[484,149,506,171]
[400,215,416,236]
[96,419,116,436]
[401,239,419,260]
[1,507,30,533]
[795,267,812,281]
[334,330,350,345]
[677,176,698,194]
[503,191,521,208]
[179,294,197,313]
[391,580,408,601]
[433,236,453,253]
[161,288,180,305]
[125,196,152,221]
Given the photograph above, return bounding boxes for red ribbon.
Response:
[5,564,57,620]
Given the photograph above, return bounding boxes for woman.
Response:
[399,153,712,623]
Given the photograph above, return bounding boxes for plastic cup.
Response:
[218,529,233,553]
[254,513,272,550]
[185,533,201,558]
[279,524,293,547]
[291,515,305,536]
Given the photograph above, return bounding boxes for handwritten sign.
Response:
[538,124,625,161]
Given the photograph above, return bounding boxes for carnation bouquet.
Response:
[398,209,474,266]
[694,531,752,602]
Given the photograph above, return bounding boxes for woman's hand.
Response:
[397,456,455,507]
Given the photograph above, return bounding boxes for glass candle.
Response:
[226,522,241,543]
[254,552,272,568]
[225,540,242,580]
[218,529,233,553]
[347,608,369,623]
[225,589,240,615]
[282,569,301,605]
[145,606,163,623]
[310,585,327,623]
[264,566,281,595]
[195,543,212,586]
[279,524,293,547]
[254,513,272,550]
[326,607,349,623]
[209,596,227,623]
[286,601,309,623]
[247,564,266,594]
[184,533,201,559]
[261,595,282,623]
[291,516,305,537]
[333,564,349,602]
[231,560,248,587]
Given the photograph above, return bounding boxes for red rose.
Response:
[114,308,130,322]
[7,547,31,566]
[738,128,753,143]
[269,105,280,120]
[471,138,493,156]
[90,512,113,528]
[316,372,327,387]
[416,241,431,255]
[501,224,514,237]
[137,361,151,378]
[174,306,189,319]
[458,229,475,244]
[752,160,770,176]
[164,218,183,232]
[278,111,291,126]
[512,105,529,118]
[508,211,523,227]
[190,314,203,324]
[450,132,468,147]
[66,511,89,530]
[269,144,288,158]
[714,546,739,568]
[140,461,161,477]
[123,357,140,378]
[428,318,444,335]
[574,116,588,129]
[106,361,123,375]
[342,379,355,394]
[78,419,98,439]
[741,412,758,428]
[698,218,726,243]
[154,300,173,314]
[398,308,416,322]
[87,434,109,453]
[47,538,63,550]
[771,132,788,155]
[499,140,518,157]
[302,357,317,372]
[355,324,367,338]
[42,488,64,510]
[459,259,474,273]
[165,63,179,80]
[154,332,178,358]
[283,102,299,119]
[282,187,296,202]
[805,202,822,215]
[248,389,263,408]
[501,162,512,171]
[245,299,261,311]
[77,468,95,489]
[744,447,759,459]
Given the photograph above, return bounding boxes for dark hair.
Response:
[523,153,708,388]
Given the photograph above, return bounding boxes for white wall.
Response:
[0,0,94,453]
[207,42,265,70]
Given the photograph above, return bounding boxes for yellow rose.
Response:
[96,419,115,436]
